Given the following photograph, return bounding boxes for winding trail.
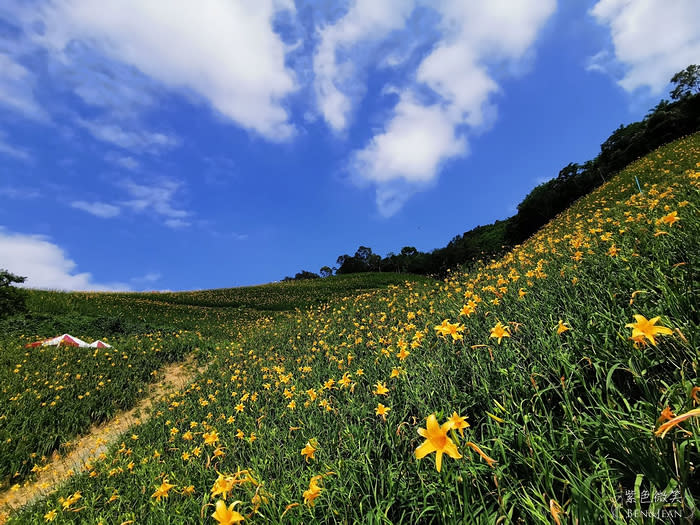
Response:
[0,356,205,523]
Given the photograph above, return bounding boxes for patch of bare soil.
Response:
[0,356,205,522]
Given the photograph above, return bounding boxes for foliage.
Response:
[671,64,700,101]
[336,246,382,274]
[283,271,321,282]
[0,269,27,319]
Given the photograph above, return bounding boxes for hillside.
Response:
[0,273,432,490]
[2,134,699,523]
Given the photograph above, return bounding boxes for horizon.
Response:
[1,0,699,292]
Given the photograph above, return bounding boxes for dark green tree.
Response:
[0,269,28,318]
[670,64,700,100]
[319,266,333,278]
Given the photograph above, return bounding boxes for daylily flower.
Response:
[415,414,462,472]
[211,473,235,500]
[303,475,323,506]
[301,441,316,462]
[550,499,564,525]
[375,403,390,421]
[659,211,680,226]
[657,406,675,423]
[151,480,175,502]
[655,408,700,438]
[446,412,470,437]
[434,320,465,340]
[556,320,570,335]
[625,315,673,346]
[203,430,219,445]
[212,500,245,524]
[373,382,389,396]
[490,322,511,344]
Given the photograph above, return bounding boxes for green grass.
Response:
[0,274,428,489]
[5,134,700,523]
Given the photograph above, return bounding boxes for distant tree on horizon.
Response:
[0,269,27,318]
[670,64,700,100]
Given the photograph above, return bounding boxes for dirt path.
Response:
[0,356,205,522]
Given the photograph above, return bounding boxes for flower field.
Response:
[3,133,699,523]
[1,275,428,493]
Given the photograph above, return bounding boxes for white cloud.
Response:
[0,134,32,162]
[56,48,160,120]
[77,119,179,153]
[0,52,47,121]
[347,0,556,215]
[0,186,41,199]
[590,0,700,94]
[67,178,191,227]
[119,178,191,228]
[0,228,130,291]
[70,200,121,218]
[352,93,466,185]
[33,0,298,141]
[313,0,415,131]
[106,154,140,171]
[131,271,161,284]
[163,218,190,229]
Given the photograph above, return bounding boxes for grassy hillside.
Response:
[0,273,430,489]
[4,134,700,523]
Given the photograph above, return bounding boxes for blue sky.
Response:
[1,0,698,291]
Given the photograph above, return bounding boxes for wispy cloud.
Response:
[0,52,48,122]
[0,186,40,199]
[77,119,179,154]
[119,178,191,228]
[313,0,415,132]
[65,177,191,228]
[211,230,249,241]
[70,200,121,218]
[131,271,162,284]
[163,218,190,229]
[105,153,140,171]
[0,133,32,162]
[590,0,700,94]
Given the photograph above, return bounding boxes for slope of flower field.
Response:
[5,134,700,523]
[0,274,431,492]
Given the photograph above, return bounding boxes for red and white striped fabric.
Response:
[24,334,91,348]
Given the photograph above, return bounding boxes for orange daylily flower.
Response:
[556,320,570,335]
[303,475,324,506]
[301,441,316,463]
[375,403,390,421]
[446,412,470,437]
[657,406,675,424]
[490,322,511,344]
[415,414,462,472]
[655,408,700,438]
[625,315,673,346]
[212,500,244,524]
[151,480,175,502]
